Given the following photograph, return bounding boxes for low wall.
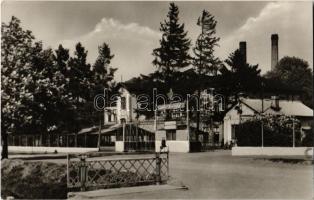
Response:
[8,146,99,153]
[115,141,124,152]
[155,140,189,153]
[232,147,313,157]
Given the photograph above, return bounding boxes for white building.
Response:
[223,97,313,144]
[104,86,138,124]
[104,86,208,152]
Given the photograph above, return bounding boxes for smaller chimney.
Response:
[239,41,247,63]
[271,96,280,111]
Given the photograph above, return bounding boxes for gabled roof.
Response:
[240,98,268,113]
[239,98,313,117]
[78,124,122,135]
[263,100,313,117]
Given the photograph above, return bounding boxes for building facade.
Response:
[223,97,313,145]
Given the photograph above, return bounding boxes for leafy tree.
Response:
[152,2,191,88]
[31,48,59,135]
[1,17,118,155]
[265,56,313,108]
[221,49,261,102]
[1,17,45,158]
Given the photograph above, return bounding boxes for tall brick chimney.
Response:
[271,34,279,71]
[239,41,247,63]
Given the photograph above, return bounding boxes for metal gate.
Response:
[67,152,169,191]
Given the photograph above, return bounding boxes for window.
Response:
[166,130,176,140]
[231,125,238,139]
[121,97,126,110]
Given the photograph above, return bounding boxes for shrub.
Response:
[1,159,67,199]
[301,127,314,147]
[236,115,301,147]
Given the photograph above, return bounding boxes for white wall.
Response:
[116,88,137,123]
[155,140,189,153]
[7,146,99,153]
[223,103,257,144]
[232,147,314,157]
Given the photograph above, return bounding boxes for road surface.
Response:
[24,150,313,199]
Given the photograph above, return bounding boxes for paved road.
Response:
[24,150,313,199]
[110,151,313,199]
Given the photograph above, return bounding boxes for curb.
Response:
[68,184,188,199]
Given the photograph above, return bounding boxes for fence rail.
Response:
[67,152,169,191]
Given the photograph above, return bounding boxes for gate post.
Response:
[155,152,161,185]
[167,151,169,179]
[67,154,70,187]
[79,155,87,191]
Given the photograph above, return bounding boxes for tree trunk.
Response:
[40,133,43,146]
[1,132,8,159]
[75,133,78,147]
[97,113,102,148]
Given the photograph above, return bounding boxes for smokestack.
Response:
[271,34,279,70]
[271,96,280,110]
[239,41,247,63]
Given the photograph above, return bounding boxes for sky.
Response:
[2,1,313,81]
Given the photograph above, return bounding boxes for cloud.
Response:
[216,2,312,73]
[60,18,161,81]
[59,3,312,80]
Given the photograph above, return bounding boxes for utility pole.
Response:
[154,103,157,131]
[292,116,295,148]
[261,81,265,148]
[195,22,205,143]
[97,112,101,148]
[186,97,190,141]
[97,88,106,148]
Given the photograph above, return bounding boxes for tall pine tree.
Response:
[152,3,191,87]
[93,43,116,95]
[92,43,117,147]
[193,10,221,138]
[52,45,75,134]
[193,10,220,76]
[67,43,92,146]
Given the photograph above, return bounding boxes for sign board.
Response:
[165,121,177,130]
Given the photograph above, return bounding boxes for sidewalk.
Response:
[68,184,188,199]
[8,153,67,160]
